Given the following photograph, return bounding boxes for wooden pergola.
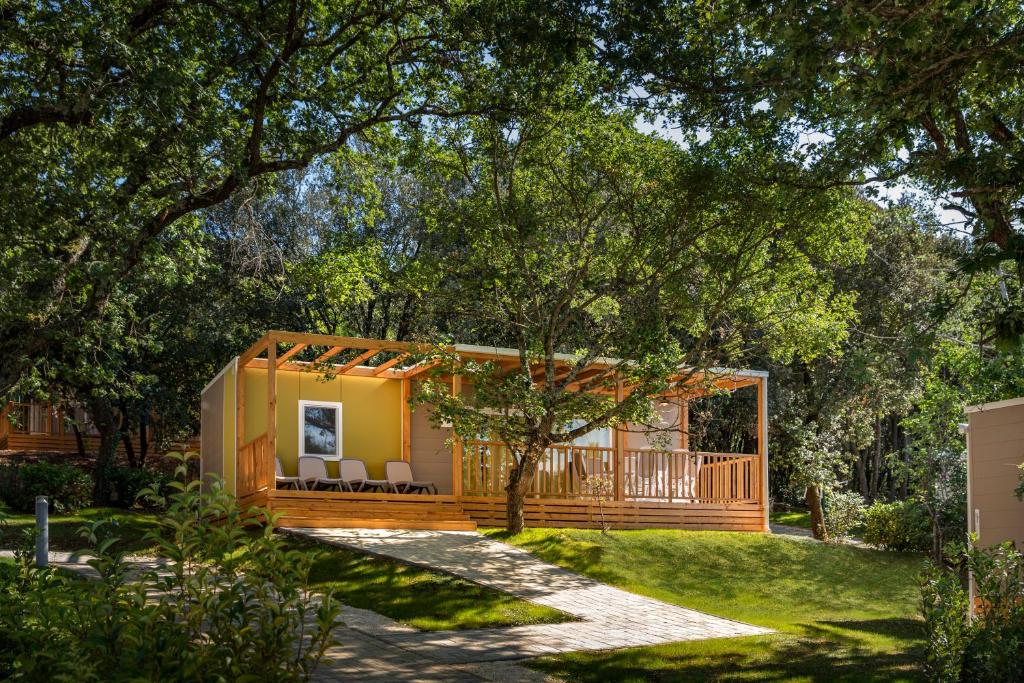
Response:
[235,331,768,511]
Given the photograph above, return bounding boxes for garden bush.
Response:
[823,490,865,543]
[0,453,340,681]
[863,499,931,552]
[922,543,1024,683]
[108,466,169,508]
[0,462,92,514]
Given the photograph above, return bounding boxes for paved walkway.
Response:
[284,528,771,666]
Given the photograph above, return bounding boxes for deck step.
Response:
[267,493,477,531]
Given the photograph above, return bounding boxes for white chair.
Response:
[275,458,306,490]
[385,460,437,494]
[298,456,345,491]
[338,459,390,492]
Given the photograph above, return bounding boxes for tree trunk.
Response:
[121,430,136,468]
[806,484,827,541]
[138,412,149,468]
[869,415,882,501]
[72,423,87,459]
[505,453,540,534]
[89,398,120,505]
[856,451,868,497]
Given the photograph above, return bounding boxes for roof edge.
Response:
[964,395,1024,414]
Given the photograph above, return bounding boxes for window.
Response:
[565,419,611,448]
[298,400,342,459]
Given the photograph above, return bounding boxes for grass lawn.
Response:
[770,510,813,529]
[284,535,572,631]
[485,528,926,682]
[0,507,164,554]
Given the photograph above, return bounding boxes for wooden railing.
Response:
[237,433,271,496]
[463,440,761,504]
[624,449,759,503]
[463,441,615,498]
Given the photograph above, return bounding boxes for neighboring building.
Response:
[0,401,198,456]
[963,397,1024,615]
[964,397,1024,550]
[201,330,771,532]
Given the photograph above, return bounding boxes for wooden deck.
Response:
[244,489,478,531]
[238,488,764,532]
[225,331,770,532]
[235,431,768,532]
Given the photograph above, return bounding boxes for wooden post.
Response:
[267,336,277,490]
[401,378,412,462]
[451,375,463,498]
[679,394,689,451]
[757,376,769,531]
[613,379,625,501]
[237,357,246,495]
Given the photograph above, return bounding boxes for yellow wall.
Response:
[242,367,403,479]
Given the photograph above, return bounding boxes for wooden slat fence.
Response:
[237,433,271,497]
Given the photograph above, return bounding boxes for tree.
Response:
[413,108,870,532]
[755,206,957,537]
[601,0,1024,340]
[0,0,589,396]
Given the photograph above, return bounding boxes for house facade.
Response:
[201,331,770,532]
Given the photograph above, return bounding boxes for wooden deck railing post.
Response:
[451,375,463,498]
[757,376,769,531]
[401,378,412,462]
[236,358,246,495]
[680,394,689,451]
[613,379,625,501]
[267,336,277,490]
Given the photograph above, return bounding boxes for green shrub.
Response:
[2,462,93,514]
[0,453,341,681]
[823,490,864,543]
[108,466,169,508]
[922,543,1024,683]
[863,500,931,552]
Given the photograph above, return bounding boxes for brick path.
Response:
[284,528,771,665]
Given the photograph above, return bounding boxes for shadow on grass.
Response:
[287,537,573,631]
[0,508,162,554]
[530,633,925,683]
[818,617,925,641]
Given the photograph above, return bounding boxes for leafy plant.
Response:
[921,542,1024,683]
[822,490,865,543]
[0,462,93,514]
[863,500,932,552]
[108,466,169,509]
[0,453,341,681]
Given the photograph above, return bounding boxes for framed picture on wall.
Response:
[298,400,342,458]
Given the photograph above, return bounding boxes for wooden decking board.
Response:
[228,486,767,533]
[275,517,478,531]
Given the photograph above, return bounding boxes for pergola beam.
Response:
[314,346,346,364]
[276,343,307,367]
[402,358,443,379]
[372,353,411,376]
[336,348,379,373]
[238,332,271,367]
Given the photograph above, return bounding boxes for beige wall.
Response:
[200,367,225,484]
[967,401,1024,549]
[410,399,454,494]
[626,402,683,450]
